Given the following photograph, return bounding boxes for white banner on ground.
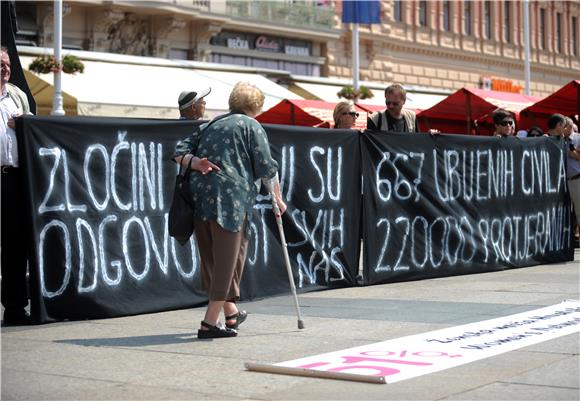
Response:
[246,300,580,384]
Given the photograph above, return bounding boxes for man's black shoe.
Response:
[2,309,31,326]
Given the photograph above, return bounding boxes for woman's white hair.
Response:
[228,82,265,115]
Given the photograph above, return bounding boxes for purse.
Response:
[168,156,195,245]
[168,114,230,245]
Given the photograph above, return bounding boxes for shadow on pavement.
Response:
[55,332,198,347]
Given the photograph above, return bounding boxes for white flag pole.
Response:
[352,23,360,98]
[523,0,531,95]
[51,0,65,116]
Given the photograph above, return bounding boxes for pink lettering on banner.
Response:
[296,361,400,377]
[360,350,463,359]
[328,365,400,377]
[341,355,432,366]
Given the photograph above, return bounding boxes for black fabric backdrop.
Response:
[18,116,361,323]
[1,0,37,113]
[16,117,573,322]
[361,132,573,285]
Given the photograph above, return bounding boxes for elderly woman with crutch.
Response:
[173,82,286,339]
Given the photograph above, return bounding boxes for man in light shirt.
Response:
[1,47,32,325]
[563,117,580,247]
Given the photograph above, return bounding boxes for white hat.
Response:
[178,87,211,110]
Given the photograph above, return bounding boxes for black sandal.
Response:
[197,321,237,339]
[225,310,247,329]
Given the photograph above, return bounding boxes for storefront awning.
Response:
[519,80,580,131]
[417,87,541,135]
[19,56,302,118]
[293,81,446,111]
[257,99,368,129]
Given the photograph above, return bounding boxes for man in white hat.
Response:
[178,86,211,120]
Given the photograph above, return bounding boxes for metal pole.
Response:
[51,0,65,116]
[523,0,531,95]
[269,191,305,330]
[352,23,359,94]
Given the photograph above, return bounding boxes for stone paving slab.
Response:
[2,255,579,401]
[500,355,580,388]
[442,382,579,401]
[2,369,220,401]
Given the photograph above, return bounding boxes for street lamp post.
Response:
[51,0,65,116]
[352,23,359,96]
[523,0,531,96]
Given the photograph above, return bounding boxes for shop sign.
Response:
[481,76,522,93]
[227,37,250,49]
[285,45,310,57]
[255,36,281,52]
[212,31,311,56]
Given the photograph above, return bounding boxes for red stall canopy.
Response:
[519,80,580,131]
[417,88,540,135]
[256,99,368,129]
[357,104,421,114]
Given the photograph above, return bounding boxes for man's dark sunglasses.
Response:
[342,112,359,117]
[499,120,514,126]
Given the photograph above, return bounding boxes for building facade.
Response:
[13,0,580,102]
[330,0,580,96]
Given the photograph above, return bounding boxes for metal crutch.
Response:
[269,191,305,329]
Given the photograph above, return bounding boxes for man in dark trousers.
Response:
[1,47,32,325]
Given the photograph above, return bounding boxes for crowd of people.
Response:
[173,83,580,339]
[2,44,579,333]
[143,82,580,337]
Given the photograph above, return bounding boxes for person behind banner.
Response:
[1,46,33,326]
[527,125,544,137]
[367,83,439,134]
[563,116,580,247]
[492,109,516,137]
[367,84,418,133]
[173,82,286,339]
[545,113,566,138]
[333,100,358,129]
[178,86,211,120]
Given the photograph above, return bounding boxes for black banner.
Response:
[18,117,360,322]
[254,125,362,297]
[361,132,573,285]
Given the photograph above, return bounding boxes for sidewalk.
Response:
[2,252,579,401]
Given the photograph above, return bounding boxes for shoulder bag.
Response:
[168,155,196,245]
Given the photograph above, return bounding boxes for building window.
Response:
[504,1,511,43]
[394,0,403,22]
[443,1,451,31]
[556,12,562,53]
[573,17,578,56]
[464,1,472,36]
[419,1,428,27]
[540,8,546,50]
[484,1,492,39]
[169,49,188,60]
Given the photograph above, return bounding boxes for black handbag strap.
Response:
[178,155,195,178]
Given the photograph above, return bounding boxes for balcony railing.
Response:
[225,1,336,30]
